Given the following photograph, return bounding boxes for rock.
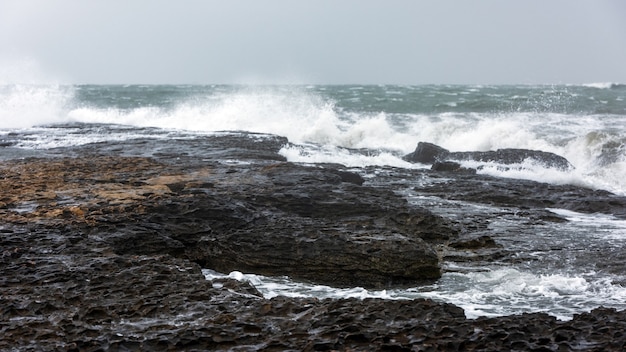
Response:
[141,162,450,288]
[449,235,498,250]
[432,161,477,174]
[417,172,626,220]
[403,141,449,163]
[450,148,573,170]
[2,226,626,351]
[404,141,574,170]
[0,156,455,288]
[2,133,626,350]
[202,228,441,288]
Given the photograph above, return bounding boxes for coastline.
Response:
[2,133,626,350]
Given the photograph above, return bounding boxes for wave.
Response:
[0,84,74,129]
[580,82,625,89]
[2,85,624,195]
[64,87,421,154]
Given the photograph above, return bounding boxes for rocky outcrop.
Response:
[0,155,454,288]
[3,132,626,350]
[2,222,626,350]
[404,141,574,170]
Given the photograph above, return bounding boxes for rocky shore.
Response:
[2,133,626,351]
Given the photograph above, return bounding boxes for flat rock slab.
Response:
[0,155,454,288]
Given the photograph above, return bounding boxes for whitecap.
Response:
[580,82,622,89]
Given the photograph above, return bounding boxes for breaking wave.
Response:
[1,84,624,195]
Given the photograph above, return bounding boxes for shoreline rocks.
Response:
[404,141,574,170]
[2,133,626,350]
[0,154,454,288]
[2,222,626,350]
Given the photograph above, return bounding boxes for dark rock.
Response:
[404,141,574,170]
[2,133,626,350]
[2,228,626,352]
[0,156,455,289]
[417,172,626,220]
[148,162,449,288]
[329,169,365,185]
[432,161,477,174]
[202,228,441,288]
[451,148,573,170]
[403,141,449,163]
[449,235,498,250]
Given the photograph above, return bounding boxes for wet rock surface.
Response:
[2,132,626,350]
[404,141,574,170]
[0,153,448,288]
[416,171,626,220]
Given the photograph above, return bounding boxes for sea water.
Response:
[2,83,625,320]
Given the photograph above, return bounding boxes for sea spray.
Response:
[0,84,74,129]
[3,84,625,195]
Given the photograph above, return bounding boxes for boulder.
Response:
[403,141,449,163]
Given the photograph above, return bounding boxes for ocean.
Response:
[2,83,626,320]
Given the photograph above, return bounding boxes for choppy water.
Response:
[2,83,626,320]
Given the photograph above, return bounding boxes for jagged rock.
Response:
[403,141,449,163]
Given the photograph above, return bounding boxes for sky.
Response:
[1,0,625,85]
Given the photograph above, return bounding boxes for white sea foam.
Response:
[581,82,621,89]
[66,88,343,143]
[547,208,626,241]
[421,269,626,320]
[203,268,626,320]
[279,144,416,169]
[410,112,626,195]
[2,85,624,195]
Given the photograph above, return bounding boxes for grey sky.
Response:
[1,0,625,84]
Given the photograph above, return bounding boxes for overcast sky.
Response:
[1,0,625,85]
